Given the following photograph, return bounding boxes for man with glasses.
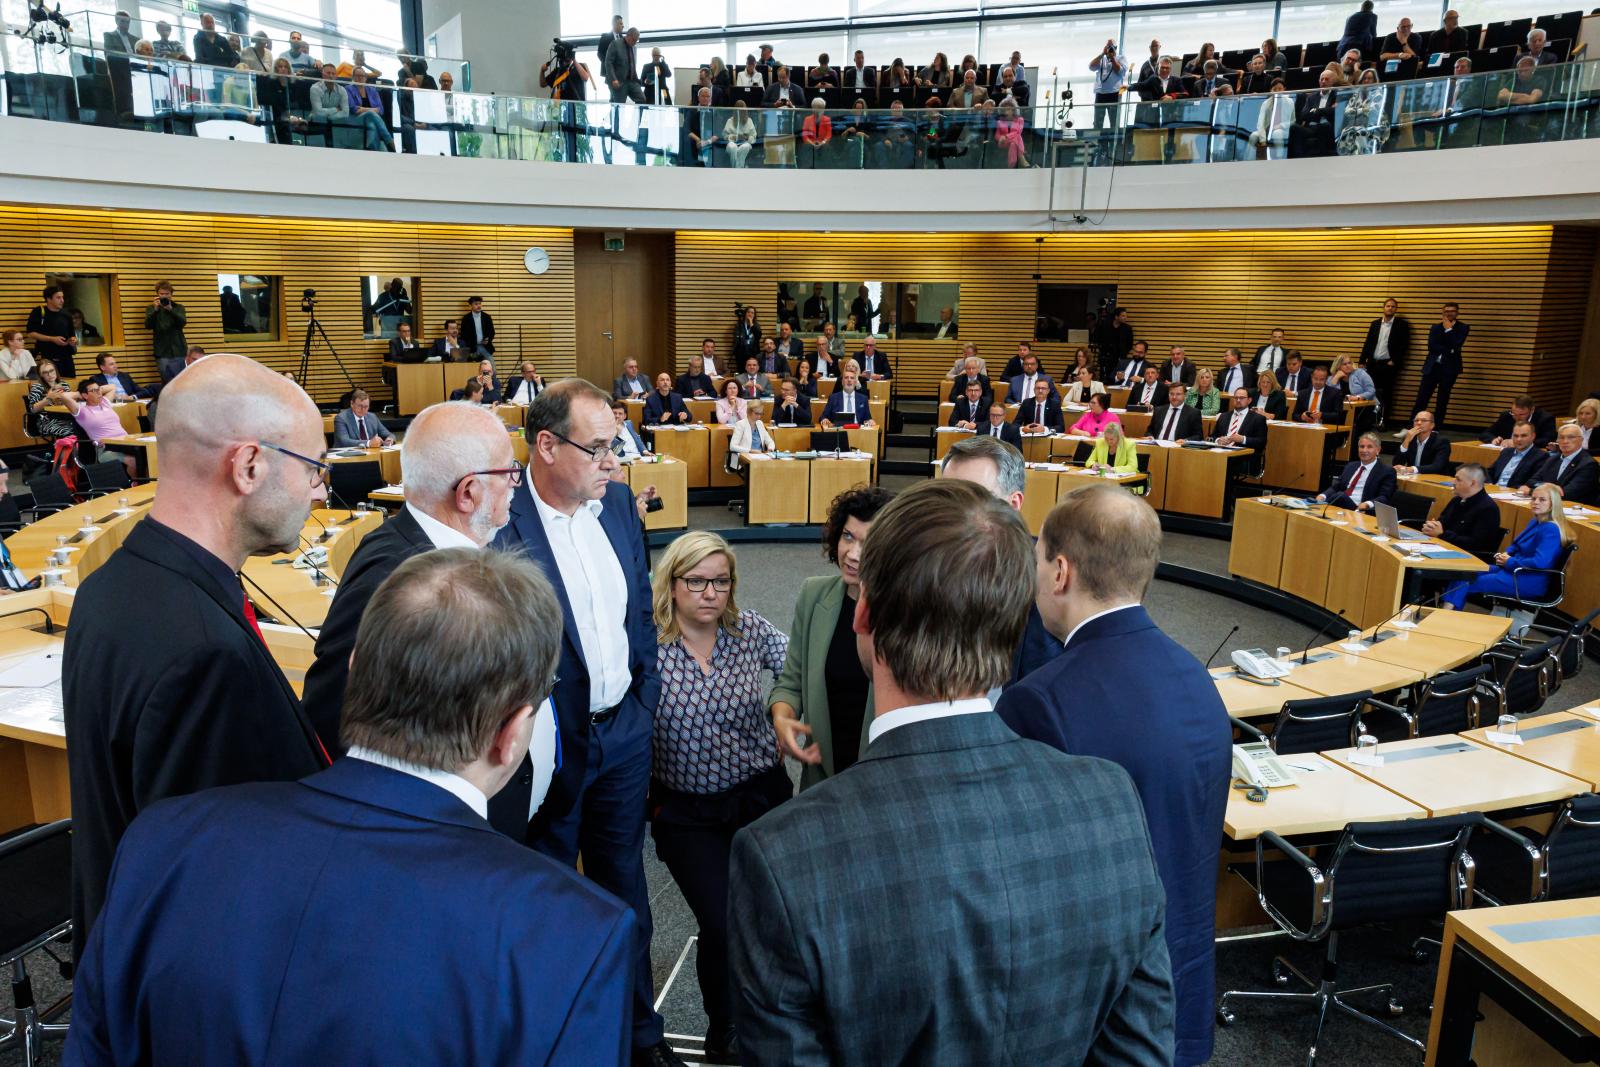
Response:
[493,380,680,1067]
[303,401,518,755]
[64,354,332,964]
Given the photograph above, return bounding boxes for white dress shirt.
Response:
[406,503,479,550]
[1158,406,1180,440]
[868,696,991,744]
[1222,408,1248,440]
[468,310,484,342]
[840,391,856,417]
[1374,318,1394,360]
[1138,381,1158,406]
[1345,460,1377,504]
[531,487,631,711]
[1256,344,1284,372]
[1219,365,1244,393]
[347,745,488,818]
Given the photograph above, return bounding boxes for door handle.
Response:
[601,330,614,339]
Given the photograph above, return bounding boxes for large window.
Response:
[43,273,115,352]
[631,0,726,32]
[217,274,280,340]
[363,275,420,339]
[853,24,978,69]
[1124,3,1275,58]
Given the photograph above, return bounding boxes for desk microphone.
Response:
[295,533,339,589]
[1380,589,1443,630]
[1205,624,1241,670]
[1300,607,1347,664]
[239,570,318,643]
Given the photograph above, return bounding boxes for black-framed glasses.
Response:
[677,576,732,593]
[548,430,615,465]
[259,442,331,487]
[451,467,524,493]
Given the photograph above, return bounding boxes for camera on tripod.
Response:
[550,38,574,64]
[300,288,317,313]
[731,301,747,321]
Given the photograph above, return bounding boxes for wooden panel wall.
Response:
[674,226,1599,426]
[0,207,576,406]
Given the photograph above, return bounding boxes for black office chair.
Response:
[1252,691,1372,755]
[80,459,137,496]
[1478,540,1576,620]
[1389,490,1432,527]
[1481,17,1533,48]
[327,460,386,512]
[1368,664,1499,738]
[23,473,74,516]
[1515,606,1600,679]
[1482,636,1561,718]
[1219,815,1477,1062]
[1471,793,1600,905]
[0,820,73,1067]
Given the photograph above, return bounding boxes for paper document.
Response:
[0,653,63,688]
[377,485,404,495]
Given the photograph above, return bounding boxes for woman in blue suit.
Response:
[1442,482,1571,609]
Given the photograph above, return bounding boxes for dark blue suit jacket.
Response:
[490,479,658,839]
[64,759,635,1067]
[1010,605,1062,685]
[643,389,690,424]
[1323,458,1398,509]
[996,605,1231,1067]
[820,387,872,424]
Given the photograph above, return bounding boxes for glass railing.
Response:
[3,37,1596,170]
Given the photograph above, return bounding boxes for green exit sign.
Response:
[604,231,624,253]
[182,0,199,12]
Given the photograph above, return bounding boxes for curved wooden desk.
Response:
[4,483,158,585]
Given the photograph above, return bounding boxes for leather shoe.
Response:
[703,1023,739,1064]
[633,1040,689,1067]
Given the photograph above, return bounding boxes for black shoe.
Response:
[703,1022,739,1064]
[633,1040,689,1067]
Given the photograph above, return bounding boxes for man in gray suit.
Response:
[729,478,1174,1066]
[332,389,395,448]
[604,27,645,104]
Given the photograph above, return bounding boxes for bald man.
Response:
[302,401,517,763]
[64,354,332,961]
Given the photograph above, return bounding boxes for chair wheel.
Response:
[1217,1008,1235,1026]
[1388,1000,1404,1017]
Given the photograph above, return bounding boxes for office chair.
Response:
[24,473,74,516]
[81,460,140,496]
[1249,691,1372,755]
[1366,664,1499,739]
[1482,636,1561,718]
[0,820,72,1067]
[1470,793,1599,905]
[1479,541,1576,620]
[1218,814,1477,1064]
[1389,490,1432,527]
[1512,605,1600,680]
[327,460,386,511]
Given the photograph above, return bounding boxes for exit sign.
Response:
[603,232,625,253]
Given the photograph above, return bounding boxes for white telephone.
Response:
[1232,742,1299,789]
[1232,648,1292,680]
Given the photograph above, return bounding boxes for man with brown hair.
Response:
[730,479,1173,1066]
[997,484,1231,1067]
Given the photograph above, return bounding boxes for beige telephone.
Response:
[1232,742,1299,790]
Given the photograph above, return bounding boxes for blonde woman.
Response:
[1251,368,1288,420]
[1442,482,1572,609]
[1571,398,1600,454]
[1086,420,1144,493]
[1185,367,1223,417]
[723,100,757,167]
[649,531,790,1062]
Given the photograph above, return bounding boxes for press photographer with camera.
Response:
[144,281,187,367]
[541,38,589,100]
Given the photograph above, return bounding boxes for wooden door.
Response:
[572,230,673,391]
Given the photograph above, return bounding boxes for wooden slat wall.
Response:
[0,206,576,406]
[674,226,1599,426]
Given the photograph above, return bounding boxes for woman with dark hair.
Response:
[917,51,952,88]
[1184,42,1217,76]
[732,305,761,364]
[769,485,895,789]
[1261,37,1285,69]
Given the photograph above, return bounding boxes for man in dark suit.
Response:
[949,379,988,429]
[1296,365,1344,426]
[730,480,1173,1065]
[1422,463,1501,554]
[1137,56,1186,99]
[1480,393,1557,449]
[1112,340,1151,387]
[1017,378,1064,433]
[1093,308,1134,382]
[1319,431,1397,511]
[62,356,330,962]
[1127,365,1164,410]
[66,549,636,1067]
[1413,302,1469,426]
[1360,297,1410,418]
[1488,420,1548,491]
[387,321,425,362]
[1151,382,1202,441]
[1535,424,1600,504]
[460,296,495,356]
[1216,347,1249,395]
[976,401,1023,448]
[643,372,691,425]
[88,353,151,400]
[1393,408,1451,474]
[765,334,798,377]
[772,380,812,426]
[946,357,990,403]
[302,403,515,755]
[491,381,675,1066]
[1212,387,1269,451]
[1279,351,1313,397]
[820,367,874,429]
[1158,345,1197,387]
[1292,69,1339,157]
[999,340,1033,382]
[763,64,806,107]
[997,484,1227,1067]
[1004,352,1053,404]
[843,50,875,88]
[854,336,893,380]
[507,360,548,404]
[429,319,468,361]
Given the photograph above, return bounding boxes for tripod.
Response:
[297,307,356,394]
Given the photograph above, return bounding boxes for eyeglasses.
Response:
[677,576,732,593]
[259,442,331,487]
[548,431,615,465]
[451,467,524,493]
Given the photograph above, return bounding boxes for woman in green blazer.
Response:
[1185,366,1223,417]
[769,485,895,790]
[1085,421,1146,494]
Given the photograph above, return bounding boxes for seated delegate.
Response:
[1086,421,1143,493]
[1069,392,1120,438]
[644,373,692,425]
[333,388,395,448]
[1318,432,1395,512]
[1420,463,1500,556]
[771,379,812,426]
[1442,482,1571,609]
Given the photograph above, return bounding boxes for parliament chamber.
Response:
[5,0,1600,1063]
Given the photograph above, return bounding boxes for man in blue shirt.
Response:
[1089,38,1127,160]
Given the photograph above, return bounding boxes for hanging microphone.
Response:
[239,570,318,643]
[1205,624,1241,670]
[1300,607,1347,664]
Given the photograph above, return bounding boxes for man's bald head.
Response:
[156,353,321,455]
[402,401,516,541]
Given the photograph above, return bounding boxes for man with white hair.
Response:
[64,354,332,963]
[302,401,517,760]
[1521,26,1557,65]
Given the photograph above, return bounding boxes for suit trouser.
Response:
[1442,568,1542,610]
[1367,358,1396,419]
[532,705,662,1048]
[1413,363,1458,425]
[649,765,791,1034]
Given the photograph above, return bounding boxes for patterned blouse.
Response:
[654,609,789,794]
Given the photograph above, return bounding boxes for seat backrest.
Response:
[1413,663,1494,736]
[327,459,385,510]
[83,459,131,491]
[1482,18,1533,48]
[0,494,21,528]
[1496,637,1559,716]
[1391,489,1432,525]
[1302,41,1337,67]
[1554,607,1600,678]
[0,820,71,960]
[1545,793,1600,900]
[26,472,73,510]
[1326,814,1476,930]
[1271,691,1371,754]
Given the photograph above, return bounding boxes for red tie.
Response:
[1348,466,1364,499]
[243,591,332,766]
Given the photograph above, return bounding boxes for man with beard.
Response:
[64,354,332,961]
[303,401,517,756]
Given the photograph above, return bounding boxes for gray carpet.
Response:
[9,528,1598,1066]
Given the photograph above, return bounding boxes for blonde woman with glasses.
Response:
[649,531,790,1063]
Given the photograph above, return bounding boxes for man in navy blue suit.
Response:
[819,365,875,429]
[492,380,679,1067]
[65,549,636,1067]
[996,485,1231,1067]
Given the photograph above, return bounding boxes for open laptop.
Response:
[1373,501,1428,541]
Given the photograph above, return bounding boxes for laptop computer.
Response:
[1373,501,1427,540]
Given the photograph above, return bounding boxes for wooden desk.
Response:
[1461,707,1600,789]
[4,483,157,584]
[1428,898,1600,1067]
[1346,627,1488,674]
[624,398,646,428]
[808,456,872,522]
[494,404,526,429]
[623,456,688,531]
[0,611,71,833]
[328,445,402,485]
[1224,754,1428,839]
[100,434,159,478]
[1262,423,1333,492]
[0,380,44,450]
[1409,607,1512,645]
[1163,444,1253,519]
[648,426,711,487]
[686,398,717,425]
[1210,667,1326,720]
[1283,647,1426,696]
[45,400,144,436]
[747,458,811,525]
[706,425,743,489]
[1451,440,1503,467]
[241,508,380,630]
[934,427,973,460]
[1322,734,1587,816]
[390,362,450,415]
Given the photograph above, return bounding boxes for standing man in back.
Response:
[63,354,331,961]
[997,484,1231,1067]
[1412,301,1469,426]
[730,479,1173,1065]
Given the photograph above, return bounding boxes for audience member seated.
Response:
[974,400,1022,447]
[25,359,77,444]
[1532,423,1598,504]
[819,367,874,430]
[1442,482,1571,608]
[429,319,467,361]
[1393,409,1451,474]
[1481,392,1556,449]
[0,330,37,380]
[1519,27,1559,66]
[1005,352,1053,404]
[950,380,987,429]
[1237,53,1273,95]
[611,399,649,459]
[1086,421,1141,488]
[1112,341,1151,387]
[763,64,805,107]
[1421,462,1500,553]
[1329,354,1375,404]
[1128,365,1164,411]
[1428,8,1470,55]
[1379,17,1421,62]
[1573,398,1600,454]
[1488,420,1549,490]
[60,380,138,477]
[344,68,395,152]
[998,341,1032,382]
[793,359,820,399]
[1292,70,1340,157]
[1064,368,1106,404]
[735,356,774,398]
[387,322,424,363]
[1296,365,1344,425]
[1318,431,1395,511]
[771,379,812,426]
[676,356,715,399]
[1250,369,1288,420]
[715,378,749,425]
[1279,351,1312,397]
[466,359,501,404]
[728,399,776,474]
[309,62,350,129]
[333,388,395,448]
[504,361,547,405]
[450,379,486,404]
[1069,392,1121,438]
[947,357,991,402]
[1212,388,1269,451]
[1215,348,1248,395]
[1186,367,1222,417]
[1017,379,1064,434]
[1150,381,1202,442]
[644,372,692,425]
[611,359,647,400]
[855,337,892,381]
[1139,56,1185,100]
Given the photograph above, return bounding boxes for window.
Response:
[630,0,726,32]
[1036,284,1117,342]
[363,275,420,339]
[1123,3,1275,58]
[217,274,280,340]
[737,0,847,20]
[733,33,850,73]
[893,283,961,338]
[852,23,977,70]
[43,273,115,351]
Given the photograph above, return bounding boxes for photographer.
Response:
[540,38,588,100]
[144,281,187,367]
[1088,38,1127,160]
